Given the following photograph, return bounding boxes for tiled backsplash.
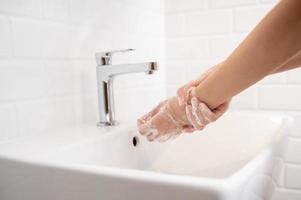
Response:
[165,0,301,199]
[0,0,166,140]
[1,0,301,199]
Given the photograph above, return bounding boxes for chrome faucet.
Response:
[95,49,158,127]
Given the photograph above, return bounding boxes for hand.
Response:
[177,66,230,132]
[137,65,230,142]
[137,97,191,142]
[177,66,216,106]
[185,96,230,132]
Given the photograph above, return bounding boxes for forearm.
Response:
[272,50,301,74]
[193,0,301,109]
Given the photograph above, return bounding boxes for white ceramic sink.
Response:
[0,111,292,200]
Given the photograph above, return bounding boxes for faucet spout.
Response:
[95,49,159,127]
[97,62,158,81]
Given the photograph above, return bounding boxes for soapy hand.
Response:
[137,94,222,142]
[177,66,231,132]
[137,66,230,142]
[137,97,193,142]
[184,96,230,132]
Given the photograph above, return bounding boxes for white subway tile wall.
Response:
[0,0,301,199]
[165,0,301,199]
[0,16,12,56]
[0,0,166,139]
[0,103,18,140]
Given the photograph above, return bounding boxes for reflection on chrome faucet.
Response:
[95,49,158,127]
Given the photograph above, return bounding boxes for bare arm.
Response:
[272,50,301,74]
[193,0,301,109]
[138,0,301,139]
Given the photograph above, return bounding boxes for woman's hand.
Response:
[177,67,215,106]
[177,66,231,132]
[137,97,189,142]
[137,66,230,142]
[184,97,230,132]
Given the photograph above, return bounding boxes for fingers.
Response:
[137,98,229,143]
[206,100,230,122]
[191,97,210,125]
[213,100,230,117]
[190,97,229,124]
[177,86,186,106]
[146,129,159,142]
[177,80,199,106]
[137,119,152,136]
[138,104,182,142]
[137,100,167,126]
[185,105,204,130]
[199,102,218,122]
[184,97,227,132]
[177,75,207,106]
[182,125,195,133]
[157,134,174,142]
[138,120,161,142]
[213,104,227,119]
[177,66,217,107]
[138,94,228,142]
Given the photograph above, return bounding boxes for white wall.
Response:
[1,0,301,199]
[165,0,301,199]
[0,0,166,141]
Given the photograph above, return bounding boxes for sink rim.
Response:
[0,144,275,198]
[0,111,293,194]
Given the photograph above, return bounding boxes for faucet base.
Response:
[97,121,119,127]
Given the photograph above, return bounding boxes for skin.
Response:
[177,50,301,132]
[192,0,301,109]
[138,0,301,140]
[272,50,301,74]
[177,65,231,132]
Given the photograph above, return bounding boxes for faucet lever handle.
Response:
[105,48,135,56]
[95,49,135,65]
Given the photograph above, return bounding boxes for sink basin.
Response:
[0,111,292,200]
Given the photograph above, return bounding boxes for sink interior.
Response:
[46,112,285,179]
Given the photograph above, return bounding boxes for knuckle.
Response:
[211,117,218,122]
[210,113,219,121]
[140,131,147,136]
[197,125,204,130]
[207,114,216,122]
[192,121,203,130]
